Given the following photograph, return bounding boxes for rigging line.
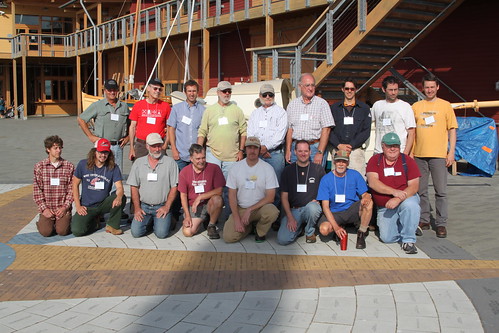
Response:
[235,21,250,79]
[167,39,197,80]
[82,0,130,91]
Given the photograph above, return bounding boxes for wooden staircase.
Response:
[315,0,464,100]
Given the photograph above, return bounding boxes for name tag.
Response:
[394,172,402,176]
[300,114,309,121]
[195,185,205,193]
[424,116,435,125]
[245,180,256,189]
[382,118,391,126]
[147,173,158,182]
[95,181,105,190]
[218,117,229,125]
[110,113,119,121]
[50,178,60,186]
[147,117,156,124]
[181,115,192,125]
[344,116,354,125]
[335,194,346,203]
[297,184,307,193]
[259,120,268,128]
[384,167,395,177]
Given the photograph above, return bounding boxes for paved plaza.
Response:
[0,116,498,332]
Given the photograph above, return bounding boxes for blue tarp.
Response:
[455,117,498,177]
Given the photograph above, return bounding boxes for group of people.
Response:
[33,72,457,255]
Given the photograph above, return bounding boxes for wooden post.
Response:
[76,54,82,114]
[202,28,210,97]
[265,14,274,81]
[5,62,11,106]
[123,44,129,90]
[98,51,103,94]
[12,59,17,113]
[157,38,164,79]
[21,55,27,119]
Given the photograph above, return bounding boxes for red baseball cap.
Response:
[95,138,111,152]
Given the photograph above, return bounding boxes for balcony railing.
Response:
[10,0,328,58]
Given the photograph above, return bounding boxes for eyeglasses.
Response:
[151,87,163,91]
[262,92,274,98]
[301,83,316,88]
[344,87,356,91]
[221,89,232,94]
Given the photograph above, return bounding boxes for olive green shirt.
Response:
[80,98,130,141]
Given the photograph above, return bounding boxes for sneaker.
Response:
[206,224,220,239]
[105,225,123,235]
[356,231,366,249]
[415,226,423,237]
[402,242,418,254]
[306,234,316,243]
[255,233,266,243]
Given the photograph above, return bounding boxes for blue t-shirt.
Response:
[316,169,367,212]
[75,159,122,207]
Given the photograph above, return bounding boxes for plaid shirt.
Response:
[287,95,335,141]
[33,157,75,213]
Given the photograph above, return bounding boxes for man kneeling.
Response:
[128,133,179,238]
[223,137,279,243]
[317,150,372,249]
[366,133,421,254]
[178,144,225,239]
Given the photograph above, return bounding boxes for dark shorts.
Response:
[331,200,361,227]
[185,204,209,221]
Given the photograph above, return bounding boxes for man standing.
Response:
[127,133,179,239]
[317,151,372,249]
[329,78,371,175]
[129,78,171,160]
[197,81,247,178]
[78,79,130,171]
[277,140,325,245]
[247,83,287,181]
[412,73,458,238]
[366,133,421,254]
[285,73,334,166]
[72,138,126,236]
[33,135,74,237]
[178,144,225,239]
[223,137,279,243]
[371,76,416,155]
[167,80,205,171]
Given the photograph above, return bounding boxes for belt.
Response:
[294,139,320,145]
[268,144,284,153]
[109,140,119,146]
[136,138,146,144]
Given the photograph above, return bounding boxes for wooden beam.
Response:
[98,51,103,94]
[21,56,27,119]
[76,54,82,114]
[123,44,129,90]
[12,59,17,113]
[202,28,210,97]
[157,38,163,79]
[265,13,273,81]
[97,2,102,25]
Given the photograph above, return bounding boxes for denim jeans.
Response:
[290,141,327,168]
[111,144,123,172]
[175,159,190,171]
[260,149,285,208]
[131,202,172,239]
[377,194,420,244]
[277,201,322,245]
[206,147,236,219]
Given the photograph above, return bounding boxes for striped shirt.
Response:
[247,103,287,151]
[287,95,335,141]
[33,158,75,213]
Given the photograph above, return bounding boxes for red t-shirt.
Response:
[366,153,421,207]
[178,163,226,206]
[129,99,171,140]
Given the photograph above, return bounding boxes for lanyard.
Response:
[296,163,310,185]
[342,106,356,118]
[333,171,347,195]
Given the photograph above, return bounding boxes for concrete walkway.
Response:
[0,116,498,332]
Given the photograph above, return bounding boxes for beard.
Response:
[149,151,162,159]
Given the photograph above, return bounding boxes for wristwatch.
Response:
[317,149,324,154]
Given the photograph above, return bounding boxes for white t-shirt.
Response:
[226,159,279,208]
[371,99,416,154]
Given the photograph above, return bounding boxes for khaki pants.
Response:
[333,147,366,178]
[37,211,71,237]
[223,204,279,243]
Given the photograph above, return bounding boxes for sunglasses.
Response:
[262,92,274,98]
[344,87,356,91]
[151,87,163,91]
[221,89,232,94]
